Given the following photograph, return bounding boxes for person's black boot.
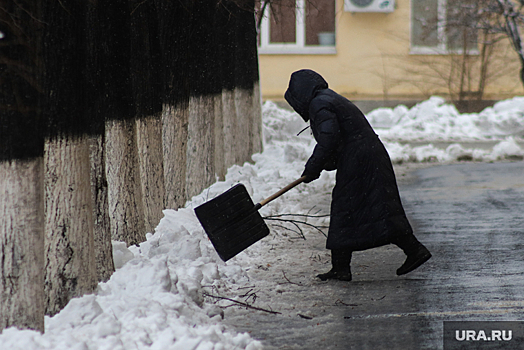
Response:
[317,249,352,281]
[316,268,338,281]
[394,234,431,276]
[396,244,431,275]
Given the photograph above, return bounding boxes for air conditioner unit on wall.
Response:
[344,0,395,13]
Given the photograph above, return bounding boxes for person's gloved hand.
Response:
[323,153,337,171]
[301,169,320,183]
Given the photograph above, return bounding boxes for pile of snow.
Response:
[367,96,524,141]
[1,97,523,350]
[0,211,261,350]
[383,137,523,164]
[363,97,524,162]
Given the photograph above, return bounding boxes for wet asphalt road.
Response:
[223,161,524,350]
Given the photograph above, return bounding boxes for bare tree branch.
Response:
[203,292,282,315]
[263,214,329,238]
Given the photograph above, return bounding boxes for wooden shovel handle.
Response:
[257,176,307,209]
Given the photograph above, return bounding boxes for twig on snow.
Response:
[298,314,313,319]
[268,223,306,239]
[203,293,281,315]
[335,299,359,307]
[263,214,329,238]
[239,289,258,304]
[282,270,302,286]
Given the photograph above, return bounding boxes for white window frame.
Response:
[258,0,337,55]
[410,0,478,55]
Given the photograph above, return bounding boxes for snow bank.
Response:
[384,136,524,164]
[0,205,262,350]
[367,96,524,141]
[1,96,523,350]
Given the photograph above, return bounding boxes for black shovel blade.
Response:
[194,184,269,261]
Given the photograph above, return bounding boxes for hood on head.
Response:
[284,69,328,122]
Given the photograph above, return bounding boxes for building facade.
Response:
[257,0,524,107]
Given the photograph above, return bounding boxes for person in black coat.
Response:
[284,69,431,281]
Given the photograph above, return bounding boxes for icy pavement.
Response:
[219,161,524,350]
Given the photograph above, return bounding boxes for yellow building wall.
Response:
[259,0,523,102]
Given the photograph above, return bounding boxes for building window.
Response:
[411,0,477,54]
[257,0,336,54]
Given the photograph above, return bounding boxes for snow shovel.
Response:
[195,176,307,261]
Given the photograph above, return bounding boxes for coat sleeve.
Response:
[303,107,341,177]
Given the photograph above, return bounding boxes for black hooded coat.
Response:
[285,69,413,251]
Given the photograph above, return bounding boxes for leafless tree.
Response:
[473,0,524,87]
[386,0,523,107]
[0,0,45,332]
